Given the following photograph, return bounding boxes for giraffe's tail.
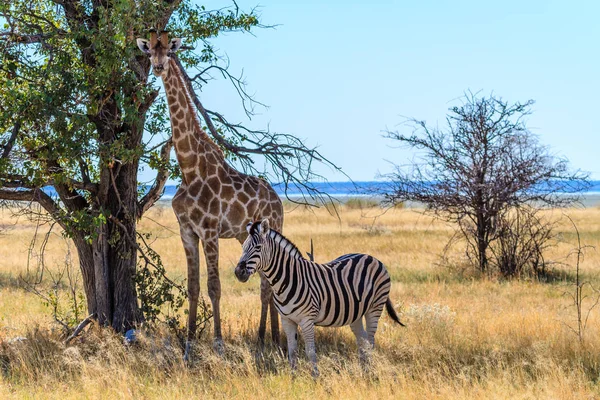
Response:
[386,298,406,327]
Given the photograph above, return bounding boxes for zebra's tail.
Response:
[386,298,406,327]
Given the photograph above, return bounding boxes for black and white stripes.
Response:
[234,219,404,376]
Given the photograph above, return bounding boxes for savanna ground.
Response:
[1,199,600,399]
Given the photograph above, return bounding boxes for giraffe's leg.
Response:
[299,319,319,378]
[257,274,269,348]
[350,318,370,365]
[203,233,223,354]
[181,225,200,362]
[258,274,282,348]
[281,317,298,371]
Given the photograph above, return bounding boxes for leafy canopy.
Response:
[0,0,265,230]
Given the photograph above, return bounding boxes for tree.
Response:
[382,93,589,277]
[0,0,337,332]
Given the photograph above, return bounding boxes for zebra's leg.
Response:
[364,306,385,349]
[299,319,319,378]
[350,318,370,365]
[281,317,298,371]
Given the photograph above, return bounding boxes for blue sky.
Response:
[185,0,599,181]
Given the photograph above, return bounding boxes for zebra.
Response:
[234,219,405,376]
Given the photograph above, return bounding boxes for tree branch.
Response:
[137,138,173,219]
[65,313,96,344]
[157,0,183,31]
[1,122,20,159]
[172,55,347,205]
[0,188,68,231]
[0,31,68,47]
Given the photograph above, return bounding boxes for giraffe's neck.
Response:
[162,59,225,185]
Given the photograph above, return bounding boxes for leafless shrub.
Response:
[381,93,589,278]
[489,207,557,278]
[561,215,599,345]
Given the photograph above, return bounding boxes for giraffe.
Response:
[137,31,283,358]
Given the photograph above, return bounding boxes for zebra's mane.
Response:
[268,229,304,260]
[249,222,305,260]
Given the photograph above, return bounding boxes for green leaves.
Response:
[134,232,188,324]
[1,0,264,201]
[0,0,270,327]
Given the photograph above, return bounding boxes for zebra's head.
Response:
[234,219,271,283]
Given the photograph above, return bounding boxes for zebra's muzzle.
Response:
[234,262,250,283]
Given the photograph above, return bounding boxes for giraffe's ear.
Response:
[259,219,270,237]
[136,38,150,53]
[169,38,182,52]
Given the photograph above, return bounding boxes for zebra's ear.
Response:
[246,221,253,233]
[259,219,270,237]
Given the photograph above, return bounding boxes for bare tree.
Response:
[382,93,589,277]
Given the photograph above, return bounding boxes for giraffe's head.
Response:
[136,30,182,78]
[234,220,271,283]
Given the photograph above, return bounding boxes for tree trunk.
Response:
[476,212,488,273]
[68,157,143,332]
[93,223,112,326]
[108,160,143,331]
[106,216,141,332]
[71,217,142,332]
[72,235,97,316]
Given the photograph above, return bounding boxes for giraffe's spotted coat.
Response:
[138,32,283,355]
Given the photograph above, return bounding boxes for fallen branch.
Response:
[65,313,96,344]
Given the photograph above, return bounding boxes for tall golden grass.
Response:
[1,203,600,399]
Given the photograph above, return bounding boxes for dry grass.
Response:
[1,204,600,399]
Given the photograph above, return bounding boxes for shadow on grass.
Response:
[390,264,600,286]
[0,272,26,290]
[389,267,479,285]
[223,316,408,376]
[0,271,77,292]
[535,268,580,284]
